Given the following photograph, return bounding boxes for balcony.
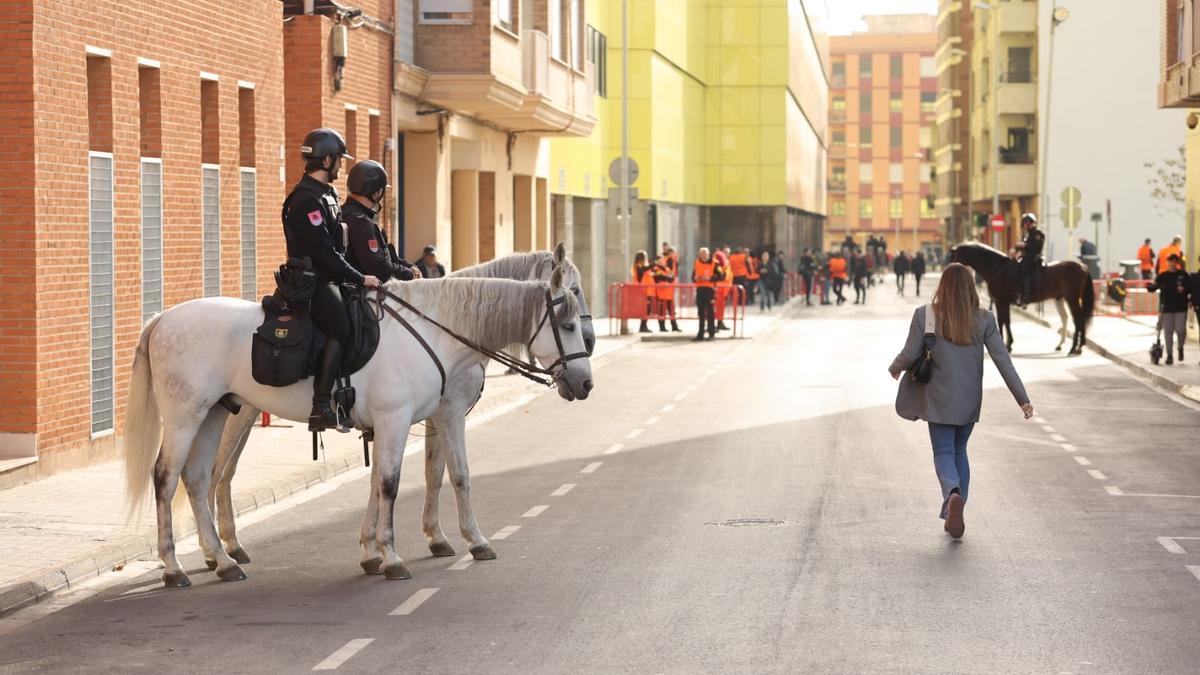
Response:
[996,76,1036,115]
[998,1,1036,34]
[828,180,847,193]
[996,163,1036,196]
[1160,57,1200,108]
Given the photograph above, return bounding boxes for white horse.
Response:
[124,270,592,586]
[203,247,595,570]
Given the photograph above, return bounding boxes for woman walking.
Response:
[757,250,774,311]
[851,253,869,305]
[889,263,1034,539]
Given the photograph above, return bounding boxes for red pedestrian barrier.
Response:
[1094,278,1159,316]
[608,283,747,338]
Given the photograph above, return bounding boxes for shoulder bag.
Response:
[908,305,936,384]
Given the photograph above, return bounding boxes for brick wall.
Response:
[416,0,491,73]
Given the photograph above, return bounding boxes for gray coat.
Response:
[889,306,1030,425]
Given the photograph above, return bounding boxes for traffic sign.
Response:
[990,214,1005,232]
[609,157,639,187]
[1060,185,1082,231]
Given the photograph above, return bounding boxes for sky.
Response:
[825,0,938,36]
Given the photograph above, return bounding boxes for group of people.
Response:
[1145,235,1198,366]
[790,246,929,308]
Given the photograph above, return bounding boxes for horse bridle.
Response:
[526,288,590,375]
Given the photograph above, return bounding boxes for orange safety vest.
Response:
[829,257,848,280]
[632,264,656,296]
[715,253,733,286]
[1137,245,1154,271]
[728,252,749,278]
[1158,244,1185,273]
[693,258,719,288]
[653,256,675,301]
[746,256,761,281]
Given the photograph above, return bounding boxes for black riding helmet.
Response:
[301,128,352,173]
[347,160,390,197]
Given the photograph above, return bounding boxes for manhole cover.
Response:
[706,518,789,527]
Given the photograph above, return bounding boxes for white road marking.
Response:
[1061,444,1077,453]
[625,428,644,439]
[551,483,576,497]
[674,392,689,401]
[448,554,474,571]
[645,416,662,426]
[390,588,439,616]
[603,443,625,455]
[313,638,374,670]
[580,462,603,474]
[1157,537,1187,555]
[660,403,676,413]
[491,525,521,540]
[1107,490,1200,499]
[1041,425,1057,433]
[1188,566,1200,583]
[522,505,550,518]
[1104,486,1124,496]
[1050,434,1067,443]
[1073,456,1092,466]
[1087,469,1107,481]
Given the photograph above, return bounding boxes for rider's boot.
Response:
[308,339,343,432]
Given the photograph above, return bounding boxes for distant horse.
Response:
[949,242,1094,355]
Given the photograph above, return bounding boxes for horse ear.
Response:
[553,242,567,265]
[550,266,564,292]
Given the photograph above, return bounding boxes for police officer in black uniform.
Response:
[1015,212,1044,307]
[344,160,420,282]
[282,128,380,431]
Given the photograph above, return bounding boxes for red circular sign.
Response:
[990,214,1005,231]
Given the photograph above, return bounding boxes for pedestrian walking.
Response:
[799,248,817,306]
[893,251,910,296]
[889,263,1034,539]
[729,247,751,305]
[745,247,762,306]
[1151,254,1191,365]
[1137,238,1155,280]
[829,253,848,305]
[911,251,927,297]
[819,252,832,305]
[852,252,869,305]
[757,250,773,311]
[770,248,786,303]
[692,247,722,341]
[1191,271,1200,359]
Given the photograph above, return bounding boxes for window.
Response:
[1003,127,1031,164]
[832,130,845,145]
[1006,47,1032,83]
[920,163,932,183]
[890,127,901,148]
[832,97,846,112]
[345,107,358,169]
[420,0,472,24]
[860,92,872,113]
[88,54,114,435]
[550,0,566,62]
[889,162,902,183]
[496,0,514,31]
[860,127,873,147]
[588,26,608,97]
[859,55,872,77]
[859,163,873,183]
[890,55,902,78]
[920,56,936,78]
[572,0,583,68]
[919,126,932,149]
[832,200,846,216]
[369,111,381,161]
[202,166,221,297]
[859,200,873,217]
[889,197,903,218]
[832,165,846,184]
[920,195,936,218]
[141,159,162,323]
[832,60,845,86]
[240,169,257,301]
[890,93,902,113]
[920,91,936,113]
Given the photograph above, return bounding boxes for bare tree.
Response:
[1143,144,1186,217]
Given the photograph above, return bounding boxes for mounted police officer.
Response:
[1015,212,1044,308]
[344,159,420,282]
[282,128,380,432]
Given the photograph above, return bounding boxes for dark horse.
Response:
[949,242,1095,355]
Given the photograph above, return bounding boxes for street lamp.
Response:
[974,1,1000,249]
[1040,3,1069,260]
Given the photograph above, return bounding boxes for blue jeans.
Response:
[758,279,771,310]
[928,422,975,519]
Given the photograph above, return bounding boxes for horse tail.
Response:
[123,312,165,523]
[1081,273,1095,327]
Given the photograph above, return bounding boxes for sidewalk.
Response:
[637,293,804,342]
[1016,306,1200,404]
[0,327,634,618]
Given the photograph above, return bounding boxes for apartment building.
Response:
[932,0,973,245]
[548,0,829,304]
[1158,0,1200,268]
[827,15,938,254]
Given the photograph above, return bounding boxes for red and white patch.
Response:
[367,239,379,253]
[307,210,324,227]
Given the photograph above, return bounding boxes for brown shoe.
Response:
[945,493,965,539]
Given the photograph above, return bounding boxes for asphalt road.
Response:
[3,280,1200,673]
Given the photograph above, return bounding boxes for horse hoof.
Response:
[205,559,218,571]
[429,541,457,557]
[1055,345,1062,352]
[360,557,384,575]
[217,564,247,582]
[228,547,251,565]
[162,571,192,588]
[383,562,412,580]
[470,544,498,561]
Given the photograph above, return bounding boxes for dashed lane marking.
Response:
[1041,425,1057,433]
[313,638,374,671]
[625,428,644,439]
[1073,456,1092,466]
[390,588,439,616]
[491,525,521,540]
[1188,566,1200,583]
[448,555,474,571]
[660,403,676,413]
[1158,537,1188,555]
[1105,486,1124,496]
[1050,434,1067,443]
[1061,444,1077,453]
[580,462,603,474]
[551,483,576,497]
[522,505,550,518]
[1107,490,1200,499]
[645,416,662,426]
[1087,469,1108,481]
[674,392,689,401]
[603,443,624,455]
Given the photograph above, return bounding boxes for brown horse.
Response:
[949,242,1095,355]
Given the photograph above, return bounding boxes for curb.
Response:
[1013,306,1200,405]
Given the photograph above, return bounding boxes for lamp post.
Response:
[1040,4,1069,260]
[946,54,969,244]
[620,0,630,281]
[974,2,1000,250]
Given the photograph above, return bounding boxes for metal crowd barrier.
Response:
[1094,278,1158,316]
[608,283,748,338]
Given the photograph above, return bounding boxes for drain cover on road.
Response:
[706,518,789,527]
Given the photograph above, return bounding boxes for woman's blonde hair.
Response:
[932,262,980,346]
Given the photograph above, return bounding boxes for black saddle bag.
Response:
[252,307,315,387]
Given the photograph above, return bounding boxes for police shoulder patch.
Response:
[307,210,324,227]
[367,239,379,253]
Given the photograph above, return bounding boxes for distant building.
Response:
[827,14,939,254]
[932,0,973,246]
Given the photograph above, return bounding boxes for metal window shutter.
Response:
[202,166,221,297]
[240,169,257,301]
[141,160,163,323]
[89,154,114,434]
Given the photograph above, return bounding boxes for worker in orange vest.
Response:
[631,250,657,333]
[1158,235,1186,274]
[728,247,750,306]
[744,247,761,307]
[829,252,849,305]
[714,246,734,331]
[653,244,682,332]
[692,246,723,341]
[1136,238,1155,280]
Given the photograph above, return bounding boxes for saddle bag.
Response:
[274,260,317,313]
[251,312,314,387]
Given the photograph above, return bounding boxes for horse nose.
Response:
[583,379,593,392]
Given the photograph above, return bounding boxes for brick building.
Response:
[0,0,393,483]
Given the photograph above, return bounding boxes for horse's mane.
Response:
[381,276,579,352]
[450,251,582,284]
[953,241,1009,260]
